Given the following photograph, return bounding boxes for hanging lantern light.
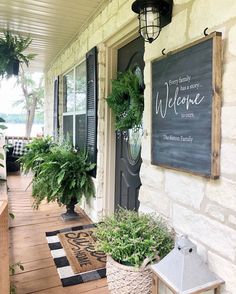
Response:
[131,0,173,43]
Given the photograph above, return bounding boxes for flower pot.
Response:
[61,196,79,221]
[106,255,152,294]
[6,59,20,76]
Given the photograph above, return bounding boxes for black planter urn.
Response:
[61,196,79,221]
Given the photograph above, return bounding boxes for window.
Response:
[62,47,98,177]
[63,62,86,150]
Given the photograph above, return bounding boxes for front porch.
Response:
[8,173,108,294]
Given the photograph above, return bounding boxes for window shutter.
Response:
[86,46,98,177]
[53,76,59,138]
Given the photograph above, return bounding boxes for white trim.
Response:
[102,19,139,215]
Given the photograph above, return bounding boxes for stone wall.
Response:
[139,1,236,293]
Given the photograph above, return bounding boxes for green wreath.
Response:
[106,70,144,131]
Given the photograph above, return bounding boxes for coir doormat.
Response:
[45,224,106,287]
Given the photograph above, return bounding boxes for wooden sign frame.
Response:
[151,32,222,178]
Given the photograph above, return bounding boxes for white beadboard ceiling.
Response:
[0,0,107,73]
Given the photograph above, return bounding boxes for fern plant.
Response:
[106,70,144,131]
[0,30,36,77]
[32,146,95,208]
[19,136,55,174]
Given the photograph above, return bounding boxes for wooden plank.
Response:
[152,273,159,294]
[8,174,108,293]
[32,279,108,293]
[211,33,222,178]
[0,200,10,294]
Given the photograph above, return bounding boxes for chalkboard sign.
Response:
[151,33,222,178]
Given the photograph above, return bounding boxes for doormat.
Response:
[45,223,106,287]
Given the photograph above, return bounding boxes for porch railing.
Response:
[5,135,34,145]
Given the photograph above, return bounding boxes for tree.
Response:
[16,69,44,137]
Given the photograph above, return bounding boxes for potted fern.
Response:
[31,144,95,220]
[19,136,55,174]
[95,208,174,294]
[0,30,36,77]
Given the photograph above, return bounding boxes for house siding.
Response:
[45,0,236,292]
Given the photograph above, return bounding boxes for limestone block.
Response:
[139,186,170,217]
[119,0,133,9]
[221,143,236,176]
[143,83,151,130]
[222,61,236,104]
[206,178,236,211]
[107,0,118,19]
[228,215,236,227]
[205,203,225,222]
[228,24,236,56]
[165,171,205,209]
[172,204,236,261]
[103,17,117,41]
[222,106,236,139]
[174,0,191,4]
[88,28,103,49]
[101,6,109,26]
[189,0,236,38]
[196,242,208,263]
[140,162,165,189]
[145,9,187,62]
[116,1,136,29]
[208,251,236,293]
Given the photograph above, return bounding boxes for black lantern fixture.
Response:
[131,0,173,43]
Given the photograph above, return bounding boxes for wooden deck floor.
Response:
[8,173,108,294]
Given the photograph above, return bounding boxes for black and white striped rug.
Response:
[45,223,106,287]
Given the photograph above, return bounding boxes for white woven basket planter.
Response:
[106,255,152,294]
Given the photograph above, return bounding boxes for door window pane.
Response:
[128,127,142,162]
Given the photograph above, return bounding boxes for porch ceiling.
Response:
[0,0,107,73]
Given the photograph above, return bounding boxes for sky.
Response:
[0,77,22,114]
[0,72,43,114]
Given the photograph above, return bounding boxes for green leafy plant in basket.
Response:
[96,208,174,268]
[31,145,95,209]
[106,70,144,131]
[95,208,174,294]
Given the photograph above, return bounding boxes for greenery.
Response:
[106,70,144,131]
[0,30,36,77]
[95,208,174,268]
[9,261,24,293]
[19,137,95,208]
[19,136,54,174]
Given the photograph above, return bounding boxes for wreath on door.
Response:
[106,70,144,131]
